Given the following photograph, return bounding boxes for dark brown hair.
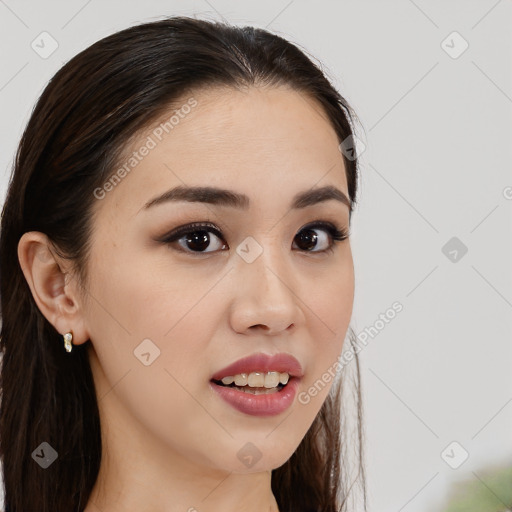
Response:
[0,16,366,512]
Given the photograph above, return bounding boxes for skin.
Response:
[18,85,355,512]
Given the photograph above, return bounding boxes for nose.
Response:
[228,244,305,336]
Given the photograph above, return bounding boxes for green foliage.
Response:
[442,464,512,512]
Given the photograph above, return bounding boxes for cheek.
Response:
[86,242,222,340]
[306,254,354,333]
[85,240,231,383]
[86,280,224,403]
[299,259,354,406]
[84,254,230,464]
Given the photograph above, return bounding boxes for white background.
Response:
[0,1,511,511]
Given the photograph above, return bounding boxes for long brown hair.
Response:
[0,16,366,511]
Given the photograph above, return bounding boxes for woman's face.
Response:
[81,85,354,474]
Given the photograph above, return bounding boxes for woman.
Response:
[0,16,366,512]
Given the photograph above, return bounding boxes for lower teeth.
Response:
[234,386,280,395]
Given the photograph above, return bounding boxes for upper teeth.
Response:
[221,371,290,388]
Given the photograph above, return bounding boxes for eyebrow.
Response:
[142,184,351,211]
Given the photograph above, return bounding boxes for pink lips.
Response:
[210,352,304,381]
[209,352,303,417]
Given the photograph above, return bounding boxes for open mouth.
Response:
[209,354,303,409]
[211,378,287,395]
[209,366,301,416]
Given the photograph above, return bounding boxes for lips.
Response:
[210,352,304,381]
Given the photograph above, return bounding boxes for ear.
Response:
[17,231,90,347]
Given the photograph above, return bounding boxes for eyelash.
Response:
[157,221,350,256]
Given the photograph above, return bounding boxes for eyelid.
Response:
[155,221,223,243]
[301,220,348,235]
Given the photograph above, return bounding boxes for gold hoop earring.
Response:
[63,332,73,353]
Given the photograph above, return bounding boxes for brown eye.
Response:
[159,223,228,254]
[292,222,349,253]
[293,227,331,252]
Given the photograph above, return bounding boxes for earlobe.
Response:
[17,231,90,346]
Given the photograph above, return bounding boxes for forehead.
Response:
[96,85,349,217]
